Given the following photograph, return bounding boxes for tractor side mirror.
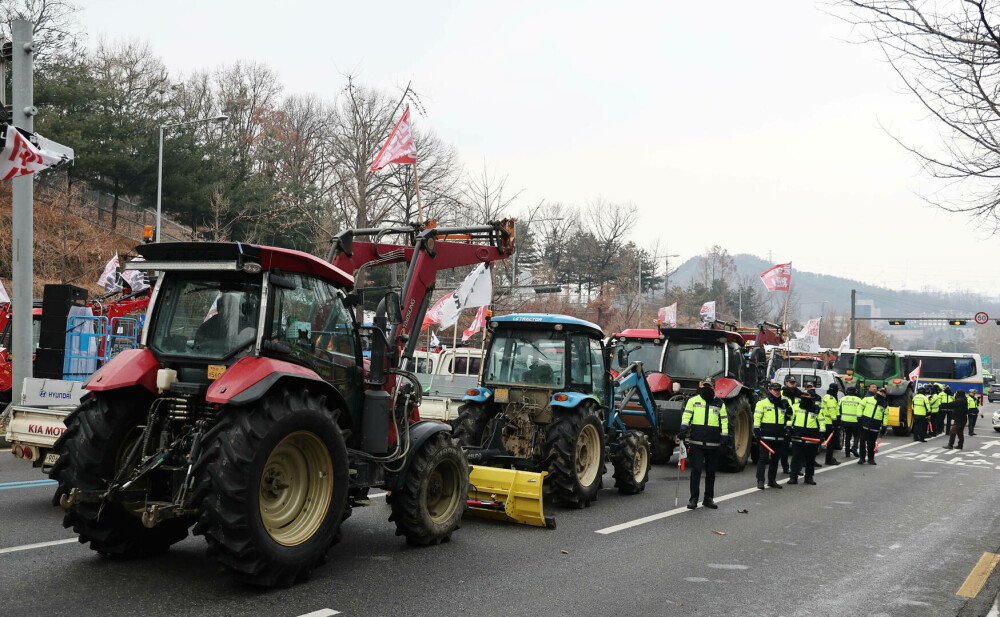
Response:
[383,291,402,324]
[617,348,627,365]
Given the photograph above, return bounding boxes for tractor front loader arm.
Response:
[329,221,515,368]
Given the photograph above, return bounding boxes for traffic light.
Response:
[949,320,967,326]
[887,319,906,326]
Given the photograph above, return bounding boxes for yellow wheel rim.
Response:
[259,431,333,547]
[576,423,602,486]
[733,405,749,457]
[425,458,462,525]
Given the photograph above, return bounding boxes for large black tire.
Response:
[50,389,192,556]
[191,387,349,588]
[721,396,752,473]
[611,430,651,494]
[650,435,675,464]
[891,392,914,436]
[544,404,606,508]
[388,431,469,546]
[452,402,492,447]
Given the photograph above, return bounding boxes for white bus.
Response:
[899,350,985,398]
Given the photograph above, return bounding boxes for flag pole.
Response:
[782,284,791,333]
[413,161,424,225]
[478,265,495,382]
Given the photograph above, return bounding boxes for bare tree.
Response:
[840,1,1000,228]
[1,0,81,64]
[460,162,522,224]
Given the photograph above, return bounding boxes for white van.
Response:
[413,347,484,422]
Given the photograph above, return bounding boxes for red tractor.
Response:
[51,222,514,587]
[607,324,767,471]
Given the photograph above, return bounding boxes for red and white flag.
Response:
[699,301,716,328]
[658,303,677,328]
[759,262,792,292]
[909,360,922,383]
[462,305,489,342]
[97,253,121,292]
[370,106,417,171]
[0,279,8,304]
[422,292,454,331]
[0,126,65,181]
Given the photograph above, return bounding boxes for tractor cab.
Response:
[478,314,609,412]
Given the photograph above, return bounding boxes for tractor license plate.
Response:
[207,365,226,380]
[44,452,60,465]
[494,388,509,403]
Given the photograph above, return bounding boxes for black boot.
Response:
[703,499,718,509]
[757,481,765,490]
[767,481,783,489]
[788,476,799,485]
[687,497,698,509]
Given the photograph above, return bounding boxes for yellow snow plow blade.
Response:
[466,466,554,529]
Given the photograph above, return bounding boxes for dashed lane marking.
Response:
[0,539,77,555]
[957,552,1000,598]
[594,438,925,535]
[297,609,340,617]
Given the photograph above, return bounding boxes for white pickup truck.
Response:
[414,347,484,423]
[2,378,87,471]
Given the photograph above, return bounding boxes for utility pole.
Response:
[850,289,856,350]
[10,20,34,403]
[663,252,679,304]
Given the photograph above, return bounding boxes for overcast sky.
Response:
[75,0,998,295]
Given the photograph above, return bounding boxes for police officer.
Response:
[859,386,888,464]
[928,384,943,436]
[678,377,728,509]
[912,385,930,442]
[840,385,864,458]
[821,383,841,466]
[754,381,788,490]
[946,390,968,449]
[967,390,979,436]
[780,375,803,474]
[804,381,824,468]
[788,389,826,484]
[941,386,955,435]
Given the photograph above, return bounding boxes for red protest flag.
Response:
[759,262,792,292]
[422,292,453,331]
[462,305,489,342]
[370,106,417,172]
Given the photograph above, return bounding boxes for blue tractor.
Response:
[453,314,650,507]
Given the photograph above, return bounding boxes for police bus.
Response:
[899,350,985,399]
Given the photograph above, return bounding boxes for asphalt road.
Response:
[2,405,1000,617]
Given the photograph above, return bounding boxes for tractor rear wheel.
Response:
[611,430,651,494]
[388,431,469,546]
[191,387,349,588]
[721,396,752,472]
[50,389,192,556]
[452,402,492,447]
[544,404,606,508]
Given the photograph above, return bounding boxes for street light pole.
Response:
[156,114,228,242]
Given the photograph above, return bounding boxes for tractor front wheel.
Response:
[192,387,349,588]
[611,430,651,494]
[544,405,606,508]
[388,431,469,546]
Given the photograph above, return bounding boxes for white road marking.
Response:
[707,563,748,570]
[0,538,77,555]
[297,610,340,617]
[369,491,387,499]
[832,501,853,505]
[595,439,925,535]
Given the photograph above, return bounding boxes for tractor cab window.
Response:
[484,328,564,388]
[267,273,358,384]
[148,273,261,360]
[727,342,744,381]
[612,339,663,372]
[662,340,725,379]
[569,334,594,387]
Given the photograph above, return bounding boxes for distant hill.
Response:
[672,253,1000,322]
